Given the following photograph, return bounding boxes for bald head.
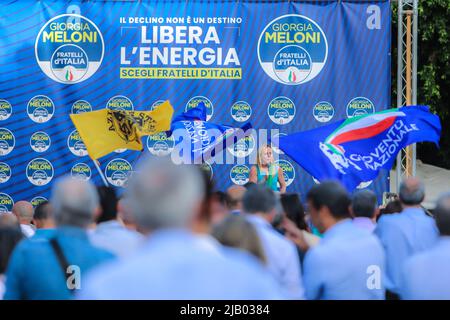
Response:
[12,201,34,224]
[226,185,246,211]
[0,213,19,229]
[51,177,99,228]
[399,177,425,206]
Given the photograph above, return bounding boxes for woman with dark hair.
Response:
[0,227,23,299]
[280,193,308,231]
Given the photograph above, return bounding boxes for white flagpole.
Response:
[93,159,109,187]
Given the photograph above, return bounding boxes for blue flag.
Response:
[168,103,252,164]
[276,106,441,190]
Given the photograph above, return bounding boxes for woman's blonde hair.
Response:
[256,144,274,168]
[212,215,266,264]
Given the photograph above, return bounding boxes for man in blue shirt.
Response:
[4,178,115,300]
[90,187,143,258]
[243,185,304,299]
[400,192,450,299]
[374,177,439,297]
[303,181,385,300]
[78,158,285,300]
[351,190,379,233]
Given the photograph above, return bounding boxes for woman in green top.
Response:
[249,144,286,193]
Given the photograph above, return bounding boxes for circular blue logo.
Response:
[275,159,295,187]
[0,162,11,183]
[67,130,88,157]
[71,100,92,114]
[150,100,166,111]
[71,162,92,181]
[227,135,255,158]
[346,97,375,118]
[35,14,104,84]
[147,132,175,157]
[106,95,134,111]
[0,193,14,213]
[26,158,54,186]
[105,158,132,187]
[230,165,250,185]
[268,96,295,125]
[258,14,328,85]
[186,96,214,121]
[0,99,12,120]
[30,131,51,153]
[27,95,55,123]
[231,101,252,122]
[31,196,48,208]
[0,128,15,156]
[313,101,334,123]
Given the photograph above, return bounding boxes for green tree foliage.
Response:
[393,0,450,168]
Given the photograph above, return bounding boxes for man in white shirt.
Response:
[12,201,35,237]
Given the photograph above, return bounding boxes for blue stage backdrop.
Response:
[0,0,391,211]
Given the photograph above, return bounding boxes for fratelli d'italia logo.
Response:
[68,130,88,156]
[0,128,15,156]
[186,96,214,121]
[35,14,104,84]
[268,97,295,125]
[105,158,132,187]
[227,135,255,158]
[258,14,328,85]
[107,96,134,111]
[30,132,51,153]
[71,100,92,114]
[231,101,252,122]
[27,96,54,123]
[31,196,48,208]
[275,159,295,187]
[313,101,334,123]
[0,162,11,183]
[26,158,54,186]
[230,165,250,185]
[0,193,14,213]
[71,162,91,181]
[147,132,175,157]
[346,97,375,118]
[0,99,12,120]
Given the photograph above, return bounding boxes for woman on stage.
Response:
[249,144,286,193]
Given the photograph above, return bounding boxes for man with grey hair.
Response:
[79,157,284,299]
[351,189,379,233]
[400,192,450,299]
[12,201,35,237]
[243,184,304,299]
[4,177,114,300]
[375,177,439,299]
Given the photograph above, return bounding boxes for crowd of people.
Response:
[0,155,449,300]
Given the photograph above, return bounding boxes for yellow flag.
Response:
[70,100,174,160]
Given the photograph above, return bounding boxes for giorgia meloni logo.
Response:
[35,14,104,84]
[0,162,11,183]
[105,158,132,187]
[230,164,250,185]
[68,130,88,157]
[26,158,54,186]
[0,193,14,213]
[147,132,175,157]
[258,14,328,85]
[0,128,15,156]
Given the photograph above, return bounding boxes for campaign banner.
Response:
[0,0,391,209]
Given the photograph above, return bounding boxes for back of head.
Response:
[96,186,118,224]
[127,157,205,232]
[0,213,19,229]
[51,177,99,228]
[280,193,307,230]
[0,227,23,274]
[242,184,276,215]
[381,199,402,215]
[33,201,52,221]
[226,185,246,210]
[307,181,351,219]
[434,193,450,236]
[399,177,425,206]
[212,215,266,264]
[352,190,378,219]
[12,201,34,224]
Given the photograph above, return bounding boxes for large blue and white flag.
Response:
[276,106,441,190]
[169,103,252,164]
